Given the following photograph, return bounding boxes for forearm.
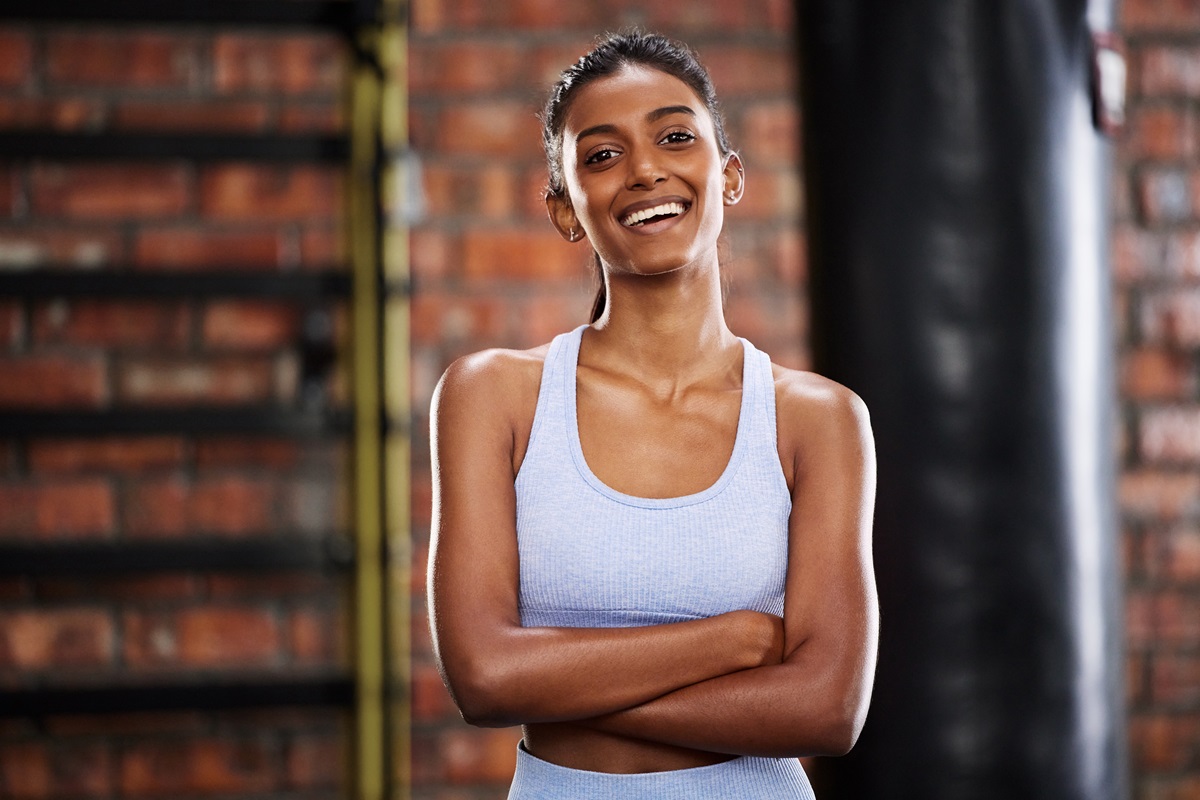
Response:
[578,644,869,758]
[437,609,779,727]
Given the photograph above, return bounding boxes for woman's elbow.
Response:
[443,660,522,728]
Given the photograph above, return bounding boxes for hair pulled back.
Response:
[540,31,734,322]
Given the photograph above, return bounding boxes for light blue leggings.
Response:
[507,743,816,800]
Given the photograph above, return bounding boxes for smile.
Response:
[620,201,688,227]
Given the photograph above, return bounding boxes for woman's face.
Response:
[549,65,743,277]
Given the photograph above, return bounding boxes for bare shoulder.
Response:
[433,344,550,420]
[770,363,873,461]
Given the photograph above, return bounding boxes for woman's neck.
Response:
[586,260,739,387]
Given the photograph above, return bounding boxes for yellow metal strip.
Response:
[349,35,387,800]
[377,20,412,800]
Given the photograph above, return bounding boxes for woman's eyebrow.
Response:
[575,106,698,142]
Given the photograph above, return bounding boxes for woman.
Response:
[428,31,878,798]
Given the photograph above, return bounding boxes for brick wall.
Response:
[411,3,1200,800]
[1118,4,1200,800]
[0,20,349,800]
[408,0,804,795]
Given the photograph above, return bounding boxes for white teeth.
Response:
[621,201,685,227]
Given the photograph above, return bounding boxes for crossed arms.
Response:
[427,350,878,759]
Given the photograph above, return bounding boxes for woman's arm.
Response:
[428,350,784,728]
[576,375,879,757]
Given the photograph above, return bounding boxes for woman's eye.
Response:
[661,131,696,145]
[584,148,619,165]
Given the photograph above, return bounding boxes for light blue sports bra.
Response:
[514,325,791,628]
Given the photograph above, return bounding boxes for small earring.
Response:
[569,228,581,241]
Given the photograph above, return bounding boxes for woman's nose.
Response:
[625,147,667,189]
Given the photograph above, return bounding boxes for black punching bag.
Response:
[799,1,1128,798]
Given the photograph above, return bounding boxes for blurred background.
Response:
[0,0,1194,799]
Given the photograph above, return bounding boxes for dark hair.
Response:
[541,31,734,322]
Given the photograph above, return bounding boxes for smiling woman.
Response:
[426,31,878,799]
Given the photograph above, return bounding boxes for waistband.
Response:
[508,742,815,800]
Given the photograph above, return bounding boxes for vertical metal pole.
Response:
[798,1,1127,797]
[349,37,387,800]
[348,1,408,794]
[376,4,412,796]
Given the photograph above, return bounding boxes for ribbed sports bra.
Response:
[514,325,792,629]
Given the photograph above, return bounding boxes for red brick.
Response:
[30,163,191,220]
[0,164,14,217]
[27,437,186,474]
[411,228,455,281]
[511,291,592,347]
[0,742,112,798]
[702,46,796,97]
[202,301,300,350]
[1140,407,1200,463]
[1150,524,1200,582]
[206,573,334,599]
[1135,167,1200,224]
[411,291,508,346]
[1120,348,1198,401]
[410,0,601,31]
[412,662,455,722]
[0,354,107,407]
[298,225,341,268]
[0,608,114,669]
[1127,588,1156,648]
[123,607,281,668]
[1129,712,1200,771]
[121,475,277,537]
[116,356,274,405]
[199,165,340,221]
[1151,650,1200,706]
[31,299,191,349]
[0,479,115,538]
[1113,225,1160,284]
[213,33,345,95]
[424,103,542,160]
[113,100,270,132]
[133,226,284,269]
[421,163,521,221]
[731,167,803,221]
[409,40,526,94]
[1140,45,1200,96]
[1156,592,1200,645]
[1128,650,1148,706]
[287,605,342,664]
[643,0,791,31]
[1124,1,1200,34]
[278,102,343,133]
[0,228,125,268]
[195,438,304,469]
[726,289,805,344]
[285,734,342,789]
[1140,288,1200,346]
[440,727,521,785]
[118,737,278,796]
[739,100,800,167]
[1127,104,1197,162]
[1140,776,1200,800]
[0,96,105,130]
[1120,470,1200,520]
[0,300,23,348]
[462,228,585,280]
[0,29,33,87]
[46,31,198,88]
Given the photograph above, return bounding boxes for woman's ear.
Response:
[546,192,585,243]
[722,153,745,206]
